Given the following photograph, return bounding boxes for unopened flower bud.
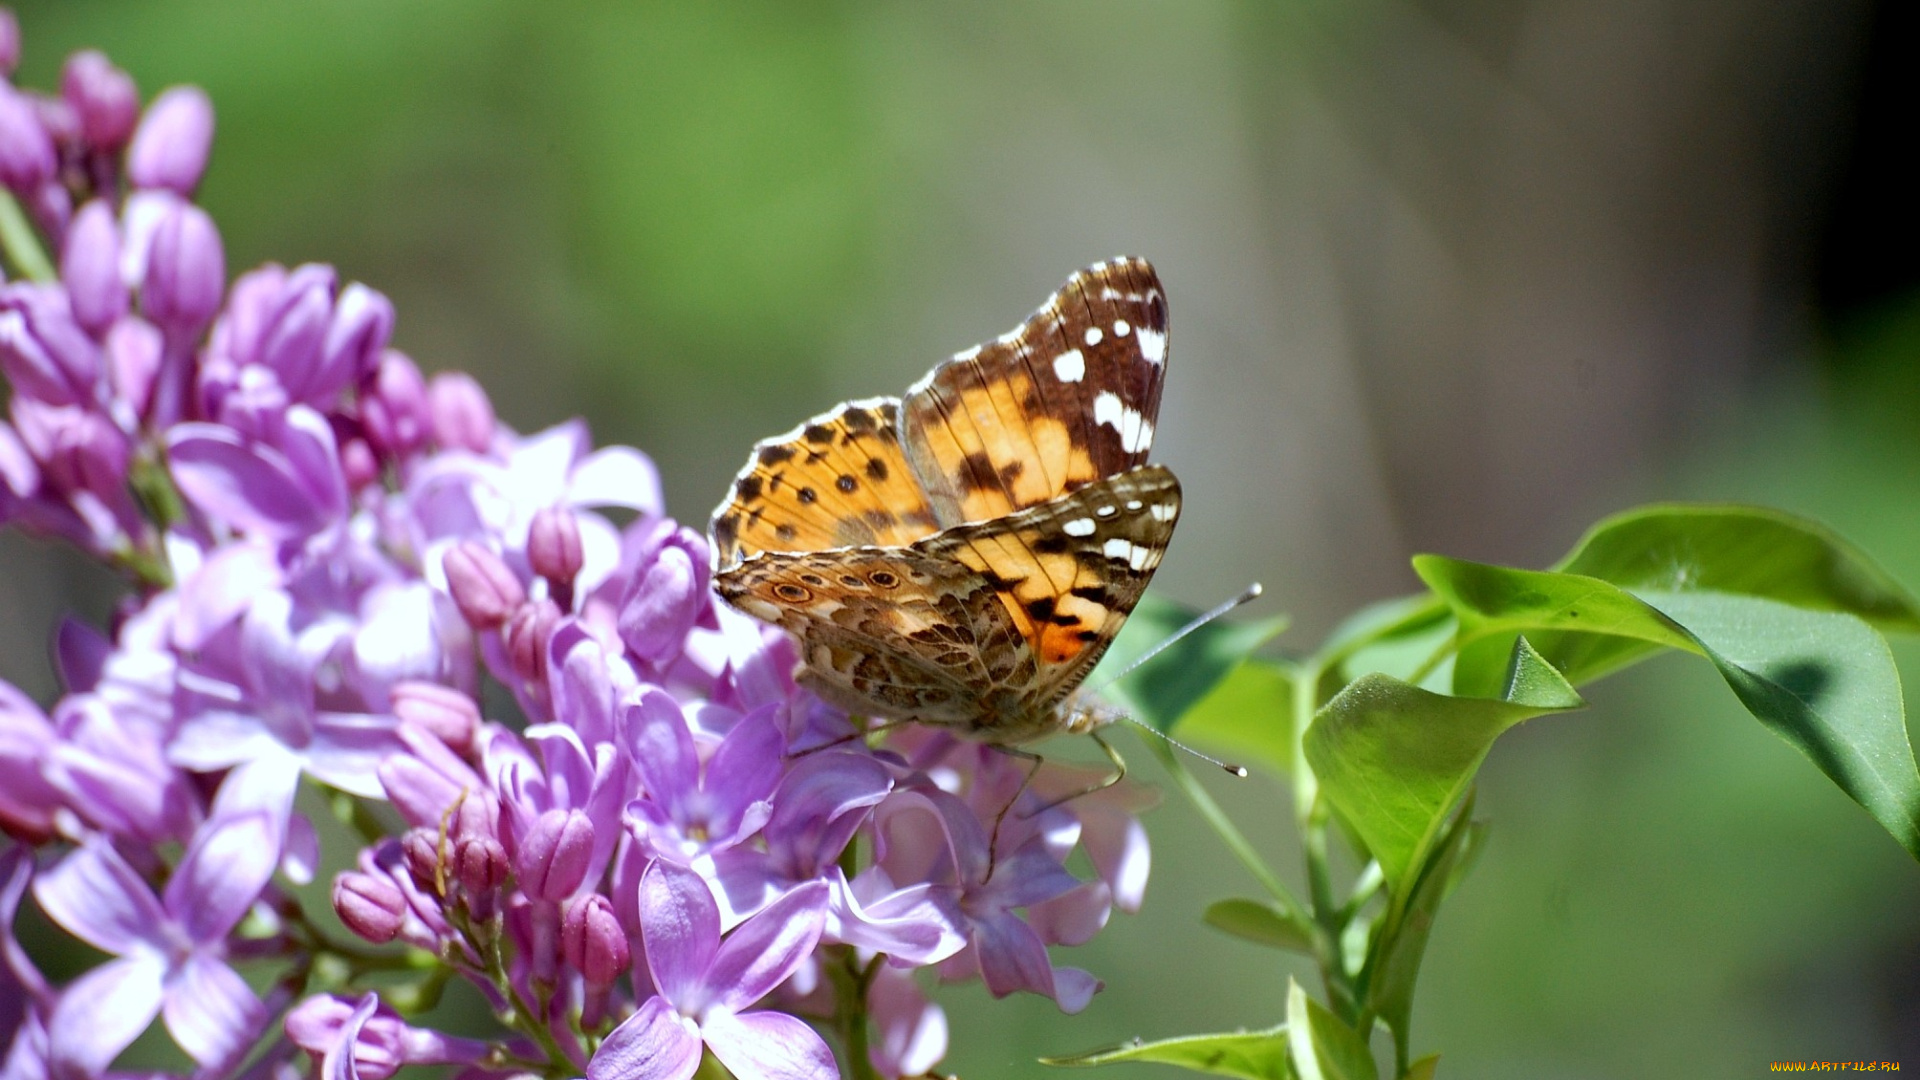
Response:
[454,833,510,896]
[400,828,444,895]
[618,523,712,663]
[334,871,407,943]
[127,85,213,194]
[561,893,628,986]
[360,350,429,460]
[60,50,138,150]
[517,808,593,901]
[0,10,20,78]
[528,506,583,592]
[0,285,101,406]
[443,541,524,629]
[0,84,54,193]
[503,598,561,683]
[62,201,127,335]
[104,317,162,417]
[427,371,494,453]
[390,680,479,755]
[141,199,224,336]
[321,282,393,386]
[339,435,378,491]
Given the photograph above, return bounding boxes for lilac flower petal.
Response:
[567,446,662,516]
[831,876,963,966]
[639,861,722,1009]
[307,713,406,799]
[766,752,892,873]
[48,955,165,1078]
[586,996,701,1080]
[708,881,829,1012]
[162,954,263,1066]
[127,86,214,195]
[174,540,283,649]
[62,201,128,335]
[53,616,110,694]
[321,994,380,1080]
[623,689,699,812]
[167,424,328,539]
[1050,966,1102,1015]
[0,848,49,1003]
[284,811,321,885]
[166,811,278,944]
[548,624,617,746]
[32,840,166,954]
[166,707,292,772]
[1027,880,1111,948]
[279,404,349,519]
[704,708,784,842]
[970,911,1059,1004]
[868,967,947,1079]
[702,1009,838,1080]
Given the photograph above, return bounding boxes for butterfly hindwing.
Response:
[914,464,1180,705]
[899,258,1169,527]
[710,398,942,570]
[712,547,1024,728]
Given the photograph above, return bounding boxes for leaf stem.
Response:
[0,190,55,283]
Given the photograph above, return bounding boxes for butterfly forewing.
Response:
[899,258,1169,527]
[710,399,941,570]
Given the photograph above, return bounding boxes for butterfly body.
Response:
[709,258,1178,747]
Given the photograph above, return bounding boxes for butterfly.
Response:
[708,257,1177,749]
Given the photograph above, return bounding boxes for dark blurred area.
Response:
[5,2,1919,1076]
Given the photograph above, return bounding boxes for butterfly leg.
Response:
[1026,731,1127,817]
[788,717,913,758]
[985,745,1047,883]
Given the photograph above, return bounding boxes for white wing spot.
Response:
[1052,349,1086,383]
[1124,499,1143,511]
[1103,538,1134,560]
[954,345,982,362]
[1084,326,1104,347]
[1136,327,1167,365]
[1094,392,1153,453]
[1095,504,1118,517]
[1150,502,1177,521]
[1113,319,1131,337]
[1129,546,1154,571]
[1063,517,1096,537]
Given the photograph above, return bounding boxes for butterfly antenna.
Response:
[1093,582,1265,691]
[1090,582,1265,779]
[1121,713,1249,777]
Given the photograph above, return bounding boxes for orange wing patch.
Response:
[710,399,941,569]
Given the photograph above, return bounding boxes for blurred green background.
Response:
[4,1,1919,1076]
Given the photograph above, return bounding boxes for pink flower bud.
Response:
[0,10,20,78]
[454,833,510,896]
[104,317,162,417]
[400,828,443,895]
[0,84,54,192]
[528,506,583,592]
[517,808,593,901]
[427,371,494,453]
[127,85,214,194]
[60,50,139,149]
[443,541,524,629]
[503,598,561,683]
[561,894,628,987]
[339,435,378,491]
[322,283,393,387]
[62,201,127,335]
[141,199,225,336]
[360,350,429,460]
[334,871,407,943]
[390,680,479,755]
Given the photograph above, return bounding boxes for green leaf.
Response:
[1637,590,1920,859]
[1044,1025,1293,1079]
[1286,979,1378,1080]
[1105,593,1290,733]
[1204,897,1316,954]
[1303,638,1585,889]
[1556,504,1920,632]
[1401,1054,1440,1080]
[1412,556,1700,697]
[1173,659,1297,776]
[1364,799,1488,1057]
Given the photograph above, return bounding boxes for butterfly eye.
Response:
[868,571,899,588]
[774,583,811,602]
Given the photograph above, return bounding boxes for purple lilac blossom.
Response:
[0,15,1160,1080]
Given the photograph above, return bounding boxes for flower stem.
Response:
[0,190,55,283]
[826,947,884,1080]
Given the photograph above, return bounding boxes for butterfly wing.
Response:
[709,398,942,571]
[914,464,1181,717]
[713,547,1019,727]
[899,258,1169,527]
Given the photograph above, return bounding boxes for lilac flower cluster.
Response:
[1,16,1154,1080]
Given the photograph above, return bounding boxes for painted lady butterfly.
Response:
[709,258,1177,747]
